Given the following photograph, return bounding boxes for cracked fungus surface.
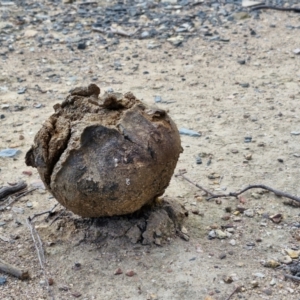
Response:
[26,84,182,217]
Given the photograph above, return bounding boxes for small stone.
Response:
[270,213,282,224]
[253,272,265,278]
[208,230,216,239]
[293,48,300,55]
[215,229,227,239]
[19,135,24,140]
[39,280,46,286]
[245,153,252,160]
[71,292,82,298]
[240,83,249,88]
[225,207,232,213]
[22,170,32,176]
[279,255,292,264]
[24,30,38,38]
[179,128,201,137]
[237,59,246,65]
[114,268,123,275]
[48,278,54,286]
[251,280,259,288]
[0,277,6,285]
[231,149,239,154]
[270,278,276,286]
[219,253,226,259]
[223,275,233,283]
[277,158,284,163]
[26,202,33,208]
[125,270,136,277]
[262,289,272,296]
[244,209,254,217]
[264,260,280,268]
[154,96,162,103]
[0,114,5,119]
[17,87,26,94]
[244,136,252,143]
[251,193,260,199]
[77,42,86,50]
[229,239,236,246]
[285,249,300,259]
[181,226,188,234]
[191,208,199,215]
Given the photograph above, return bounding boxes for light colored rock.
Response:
[242,0,263,7]
[215,229,227,239]
[24,30,38,38]
[229,239,236,246]
[244,209,255,217]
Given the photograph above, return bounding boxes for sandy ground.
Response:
[0,7,300,300]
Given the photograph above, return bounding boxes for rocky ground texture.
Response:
[0,0,300,299]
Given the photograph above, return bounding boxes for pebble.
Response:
[244,136,252,143]
[245,153,252,160]
[114,268,123,275]
[264,260,280,268]
[26,202,33,208]
[240,83,249,88]
[285,249,300,259]
[195,155,202,164]
[251,280,259,288]
[154,96,162,103]
[125,270,136,277]
[215,229,227,239]
[251,193,260,199]
[244,209,254,217]
[208,230,216,239]
[270,278,276,286]
[293,48,300,55]
[254,272,265,278]
[0,149,20,157]
[291,131,300,135]
[279,255,292,264]
[229,239,236,246]
[263,288,272,296]
[219,253,226,259]
[0,277,6,285]
[179,128,201,137]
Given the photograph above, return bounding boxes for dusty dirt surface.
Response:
[1,4,300,300]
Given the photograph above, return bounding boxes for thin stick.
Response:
[175,173,300,203]
[0,188,37,211]
[175,173,215,196]
[284,274,300,281]
[0,181,27,200]
[27,219,54,300]
[0,259,29,280]
[28,203,59,222]
[225,286,241,300]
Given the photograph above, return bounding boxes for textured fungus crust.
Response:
[26,84,182,217]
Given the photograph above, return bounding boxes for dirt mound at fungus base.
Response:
[26,84,182,217]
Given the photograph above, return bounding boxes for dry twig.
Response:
[0,259,29,280]
[225,285,242,300]
[28,203,59,222]
[284,274,300,282]
[0,181,27,200]
[27,215,55,299]
[0,188,37,211]
[176,173,300,203]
